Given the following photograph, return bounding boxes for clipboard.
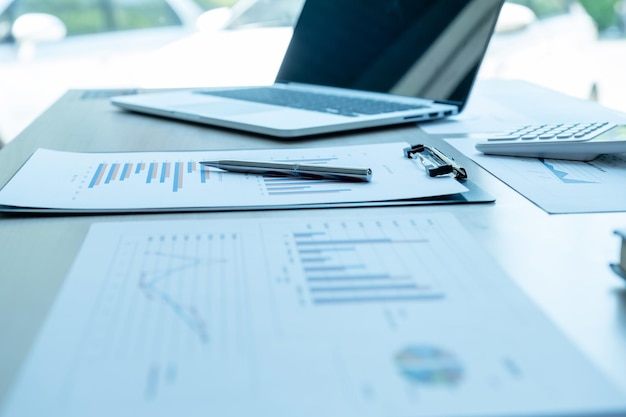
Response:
[328,144,493,209]
[0,144,494,213]
[384,143,493,207]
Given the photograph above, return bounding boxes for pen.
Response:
[200,160,372,182]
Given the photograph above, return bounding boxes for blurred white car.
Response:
[135,0,304,88]
[480,0,600,100]
[0,0,209,143]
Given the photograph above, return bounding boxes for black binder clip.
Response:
[404,144,467,180]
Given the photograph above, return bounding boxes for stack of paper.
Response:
[0,142,476,213]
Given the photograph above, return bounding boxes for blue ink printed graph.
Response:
[277,220,446,305]
[89,160,211,192]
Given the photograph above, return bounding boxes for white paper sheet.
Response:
[420,80,626,136]
[3,213,625,417]
[447,138,626,213]
[0,143,467,212]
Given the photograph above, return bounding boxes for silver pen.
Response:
[200,160,372,182]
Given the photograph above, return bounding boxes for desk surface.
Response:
[1,81,626,407]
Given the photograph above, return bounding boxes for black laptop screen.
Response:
[276,0,503,110]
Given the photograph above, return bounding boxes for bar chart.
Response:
[267,218,446,305]
[88,160,210,193]
[262,176,353,196]
[86,156,360,196]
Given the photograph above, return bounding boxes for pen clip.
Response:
[403,144,467,180]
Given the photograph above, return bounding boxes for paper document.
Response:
[447,138,626,214]
[0,143,468,212]
[421,80,626,136]
[2,213,625,417]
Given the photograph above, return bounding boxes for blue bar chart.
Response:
[87,157,361,196]
[262,177,353,195]
[262,155,353,195]
[88,160,210,192]
[271,220,445,305]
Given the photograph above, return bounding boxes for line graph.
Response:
[539,159,596,184]
[138,251,217,344]
[93,232,245,349]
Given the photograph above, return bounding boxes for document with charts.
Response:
[446,138,626,214]
[2,213,625,417]
[0,142,469,212]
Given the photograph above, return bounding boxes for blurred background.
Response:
[1,0,626,144]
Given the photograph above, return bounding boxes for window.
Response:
[0,0,182,41]
[508,0,572,18]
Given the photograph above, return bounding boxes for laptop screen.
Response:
[276,0,503,110]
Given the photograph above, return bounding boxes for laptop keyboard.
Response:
[199,87,427,117]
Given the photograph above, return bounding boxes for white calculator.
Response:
[475,122,626,161]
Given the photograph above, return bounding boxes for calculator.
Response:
[475,122,626,161]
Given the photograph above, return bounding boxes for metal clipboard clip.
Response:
[403,144,467,180]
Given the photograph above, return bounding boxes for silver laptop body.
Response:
[111,0,503,138]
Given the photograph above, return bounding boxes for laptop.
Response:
[111,0,504,138]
